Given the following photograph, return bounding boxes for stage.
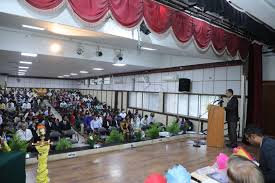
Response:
[26,139,258,183]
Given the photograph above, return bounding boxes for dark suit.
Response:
[259,137,275,183]
[224,96,239,146]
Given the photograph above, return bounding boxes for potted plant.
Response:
[146,124,160,139]
[167,121,181,136]
[87,135,95,149]
[55,138,72,152]
[9,134,28,152]
[106,129,124,145]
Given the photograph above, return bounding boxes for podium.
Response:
[207,105,225,148]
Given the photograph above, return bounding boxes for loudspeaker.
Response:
[179,78,191,92]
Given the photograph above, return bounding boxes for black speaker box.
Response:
[179,78,191,92]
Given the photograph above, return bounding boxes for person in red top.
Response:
[70,113,76,127]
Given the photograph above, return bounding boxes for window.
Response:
[143,93,159,111]
[178,94,188,116]
[165,94,178,114]
[129,92,137,108]
[136,92,143,108]
[189,95,199,117]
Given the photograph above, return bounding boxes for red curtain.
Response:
[247,43,263,128]
[143,0,174,34]
[172,12,193,43]
[24,0,250,58]
[211,26,226,53]
[68,0,109,23]
[26,0,63,9]
[193,19,212,49]
[226,32,240,57]
[110,0,143,28]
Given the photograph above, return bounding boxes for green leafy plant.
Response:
[55,138,72,151]
[146,124,160,139]
[87,136,95,148]
[106,129,124,144]
[134,131,142,141]
[167,121,181,136]
[9,134,28,152]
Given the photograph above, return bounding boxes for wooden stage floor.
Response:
[26,138,258,183]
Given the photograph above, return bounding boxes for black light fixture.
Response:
[96,46,103,57]
[116,50,123,61]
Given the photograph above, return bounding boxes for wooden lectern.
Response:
[207,105,225,148]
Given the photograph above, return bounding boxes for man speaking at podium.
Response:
[224,89,239,148]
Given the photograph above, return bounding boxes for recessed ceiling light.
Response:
[18,66,29,69]
[140,47,157,51]
[50,43,61,53]
[80,71,88,74]
[70,73,78,76]
[18,70,27,72]
[63,75,70,77]
[93,68,104,71]
[112,63,127,67]
[18,72,25,75]
[58,76,64,78]
[21,52,37,57]
[19,61,32,65]
[22,24,45,31]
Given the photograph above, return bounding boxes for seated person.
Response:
[148,113,155,125]
[6,100,15,113]
[227,156,264,183]
[120,118,131,141]
[16,123,33,143]
[45,118,61,140]
[119,109,127,119]
[90,116,105,135]
[60,118,74,138]
[141,115,149,130]
[184,118,193,131]
[245,128,275,183]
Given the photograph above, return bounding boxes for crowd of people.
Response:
[0,88,75,151]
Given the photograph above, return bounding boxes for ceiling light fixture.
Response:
[140,47,157,51]
[18,72,25,75]
[70,73,78,76]
[19,61,32,65]
[93,68,104,71]
[18,66,29,69]
[80,71,88,74]
[58,76,64,78]
[22,24,45,31]
[96,46,103,57]
[63,75,70,77]
[21,52,37,57]
[18,70,27,72]
[112,63,127,67]
[50,43,61,53]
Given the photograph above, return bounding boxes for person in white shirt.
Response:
[6,101,15,113]
[60,101,67,108]
[16,123,33,142]
[132,115,141,131]
[90,117,102,132]
[22,101,31,111]
[148,113,155,124]
[141,115,149,129]
[119,109,127,119]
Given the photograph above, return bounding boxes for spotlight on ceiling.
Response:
[116,50,123,61]
[50,43,61,53]
[96,46,103,57]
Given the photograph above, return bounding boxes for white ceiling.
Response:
[0,11,234,79]
[0,50,151,78]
